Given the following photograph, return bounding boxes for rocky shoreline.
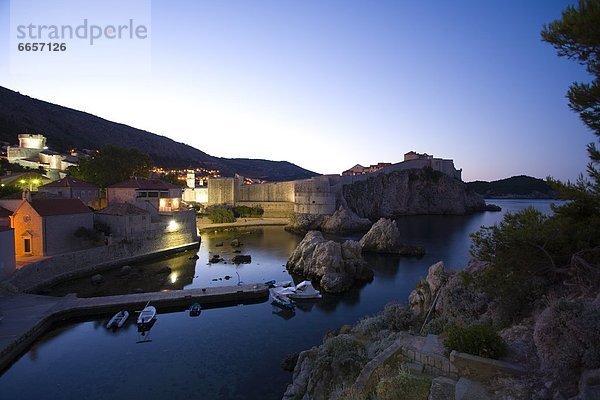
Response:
[281,260,600,399]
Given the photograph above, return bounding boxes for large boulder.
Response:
[321,207,372,234]
[285,213,325,233]
[408,261,448,316]
[343,168,486,218]
[360,218,402,252]
[287,231,373,293]
[359,218,425,255]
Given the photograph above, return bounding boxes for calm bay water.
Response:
[0,200,560,400]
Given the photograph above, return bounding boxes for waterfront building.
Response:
[10,196,93,257]
[94,202,151,239]
[0,206,12,227]
[0,226,16,279]
[107,178,183,214]
[38,177,102,209]
[182,171,209,204]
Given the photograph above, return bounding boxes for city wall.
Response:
[6,210,199,292]
[204,158,462,216]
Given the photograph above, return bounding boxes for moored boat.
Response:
[189,303,202,317]
[137,305,157,325]
[274,280,322,301]
[269,288,295,311]
[106,310,129,329]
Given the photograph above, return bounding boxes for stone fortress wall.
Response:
[202,156,462,217]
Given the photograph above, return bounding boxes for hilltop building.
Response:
[342,162,392,176]
[6,134,83,180]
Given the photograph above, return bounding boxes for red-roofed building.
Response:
[38,177,101,208]
[10,197,93,257]
[107,178,182,213]
[0,206,12,227]
[0,226,16,279]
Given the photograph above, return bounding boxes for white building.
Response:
[182,171,208,204]
[6,134,80,180]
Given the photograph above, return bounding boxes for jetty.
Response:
[0,283,268,373]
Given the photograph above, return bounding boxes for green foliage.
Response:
[375,368,431,400]
[542,0,600,188]
[534,299,600,384]
[206,206,236,223]
[321,334,368,380]
[469,207,588,322]
[93,221,111,236]
[382,303,415,332]
[69,145,152,188]
[233,205,264,218]
[0,158,28,173]
[0,183,21,198]
[467,175,556,198]
[444,323,507,359]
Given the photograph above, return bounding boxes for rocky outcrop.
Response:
[321,207,372,234]
[359,218,425,256]
[408,261,448,316]
[286,231,373,293]
[286,207,372,234]
[343,168,486,219]
[285,213,325,233]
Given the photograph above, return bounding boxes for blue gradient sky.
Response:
[0,0,592,181]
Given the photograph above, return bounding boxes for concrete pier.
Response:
[0,283,268,373]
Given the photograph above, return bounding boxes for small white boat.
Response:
[276,280,322,301]
[106,310,129,329]
[264,280,293,288]
[137,305,157,325]
[269,288,295,311]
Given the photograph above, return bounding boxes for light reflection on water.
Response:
[0,200,561,400]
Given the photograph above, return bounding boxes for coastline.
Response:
[197,217,289,232]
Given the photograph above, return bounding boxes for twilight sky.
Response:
[0,0,593,181]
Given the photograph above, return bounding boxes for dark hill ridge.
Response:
[467,175,557,199]
[0,86,317,181]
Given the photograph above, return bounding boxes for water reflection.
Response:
[2,200,563,400]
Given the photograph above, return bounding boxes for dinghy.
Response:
[189,303,202,317]
[106,310,129,329]
[137,304,157,325]
[269,288,295,311]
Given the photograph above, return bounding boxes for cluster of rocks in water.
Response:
[286,216,426,293]
[287,231,373,293]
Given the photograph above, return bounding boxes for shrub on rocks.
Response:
[382,303,415,332]
[444,323,507,359]
[375,368,431,400]
[534,299,600,388]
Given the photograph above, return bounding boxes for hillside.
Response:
[467,175,557,199]
[0,86,317,181]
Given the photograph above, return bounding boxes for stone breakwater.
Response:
[0,284,268,373]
